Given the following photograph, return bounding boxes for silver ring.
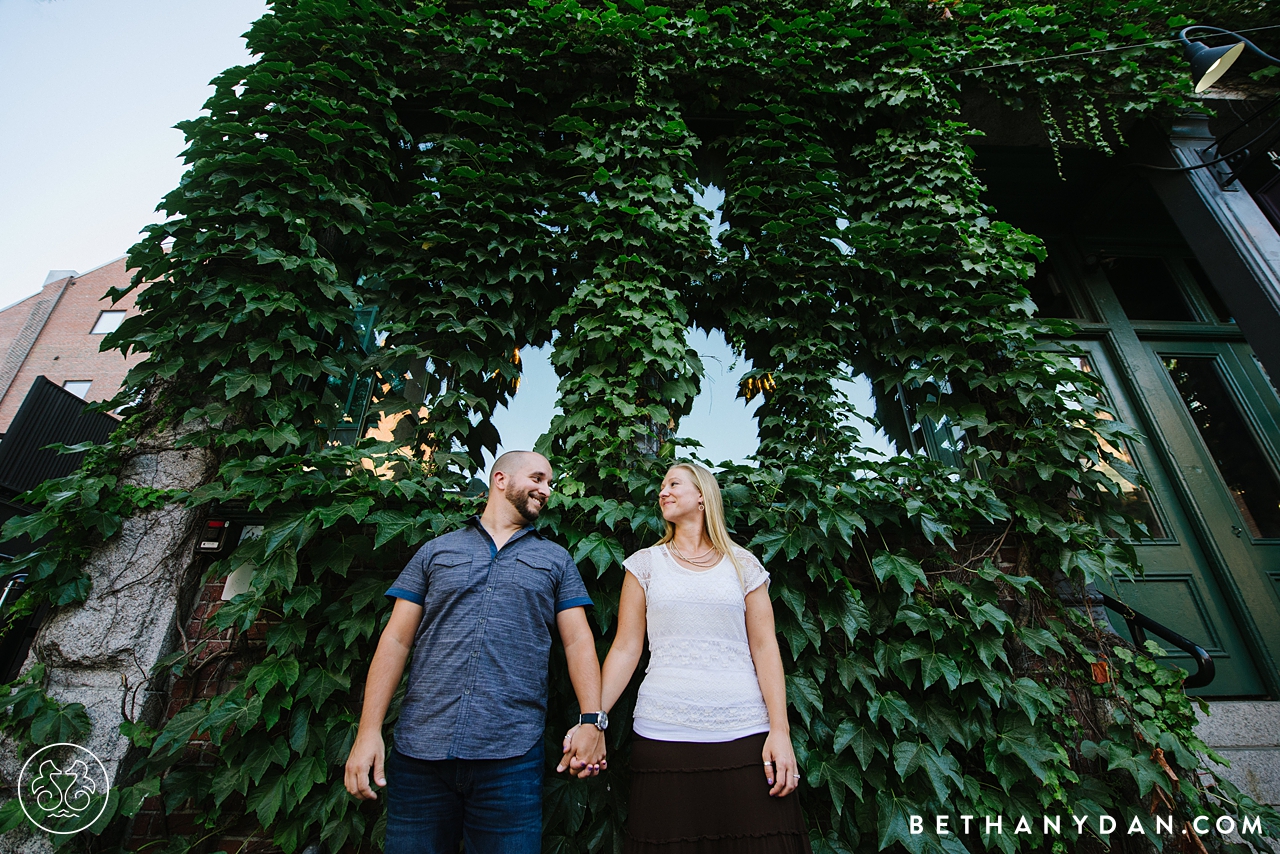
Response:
[791,774,801,779]
[763,761,773,766]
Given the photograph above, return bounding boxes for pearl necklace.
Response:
[669,541,721,568]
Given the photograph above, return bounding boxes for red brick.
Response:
[162,809,203,836]
[0,258,148,431]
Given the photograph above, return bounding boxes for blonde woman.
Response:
[566,462,810,854]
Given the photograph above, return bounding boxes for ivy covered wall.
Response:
[3,1,1279,852]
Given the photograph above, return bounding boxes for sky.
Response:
[0,0,896,466]
[490,334,898,469]
[0,0,268,309]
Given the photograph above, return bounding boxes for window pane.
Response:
[63,380,92,399]
[1068,357,1167,539]
[1100,256,1195,322]
[91,310,126,334]
[1164,356,1280,538]
[1027,265,1081,319]
[1184,258,1235,324]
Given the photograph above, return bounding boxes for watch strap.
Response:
[578,711,607,730]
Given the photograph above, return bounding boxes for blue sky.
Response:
[0,0,895,466]
[489,333,898,468]
[0,0,267,309]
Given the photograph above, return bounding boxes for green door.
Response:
[1142,341,1280,694]
[1069,340,1266,696]
[1043,246,1280,696]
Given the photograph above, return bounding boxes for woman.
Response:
[569,461,810,854]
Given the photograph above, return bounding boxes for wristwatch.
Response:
[578,711,609,732]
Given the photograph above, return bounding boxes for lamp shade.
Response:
[1184,39,1246,92]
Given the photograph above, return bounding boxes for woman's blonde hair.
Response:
[656,461,746,591]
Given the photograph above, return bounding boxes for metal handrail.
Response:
[0,570,25,616]
[1096,590,1216,689]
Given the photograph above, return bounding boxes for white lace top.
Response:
[624,544,772,742]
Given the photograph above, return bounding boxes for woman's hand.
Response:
[557,724,607,777]
[762,728,799,797]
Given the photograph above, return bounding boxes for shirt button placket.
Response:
[464,556,498,715]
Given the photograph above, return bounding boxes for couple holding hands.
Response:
[344,451,809,854]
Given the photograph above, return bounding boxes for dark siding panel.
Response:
[0,376,120,498]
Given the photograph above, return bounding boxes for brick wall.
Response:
[0,257,147,432]
[126,576,280,854]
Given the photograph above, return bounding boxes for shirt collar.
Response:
[467,515,540,549]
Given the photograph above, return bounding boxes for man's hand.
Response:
[344,730,387,800]
[343,598,419,800]
[556,724,606,777]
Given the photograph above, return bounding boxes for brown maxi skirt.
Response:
[625,733,813,854]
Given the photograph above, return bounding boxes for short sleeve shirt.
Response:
[622,545,770,741]
[386,517,592,760]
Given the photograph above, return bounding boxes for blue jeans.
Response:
[384,743,543,854]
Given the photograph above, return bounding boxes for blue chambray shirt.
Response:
[386,516,593,760]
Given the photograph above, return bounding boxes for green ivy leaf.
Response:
[872,551,927,593]
[248,770,288,827]
[572,532,626,577]
[29,702,92,745]
[893,741,963,803]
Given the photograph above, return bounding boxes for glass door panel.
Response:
[1074,341,1266,696]
[1162,356,1280,539]
[1144,340,1280,690]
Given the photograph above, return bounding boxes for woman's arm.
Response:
[601,571,647,712]
[746,584,800,797]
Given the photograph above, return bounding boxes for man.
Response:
[344,450,607,854]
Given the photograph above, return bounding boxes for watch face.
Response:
[597,711,609,730]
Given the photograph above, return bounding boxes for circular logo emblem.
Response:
[17,743,111,835]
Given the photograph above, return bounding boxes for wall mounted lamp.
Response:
[1141,27,1280,189]
[1179,26,1253,93]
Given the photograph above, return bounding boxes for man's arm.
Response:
[554,605,605,777]
[343,597,423,800]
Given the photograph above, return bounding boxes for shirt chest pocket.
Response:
[428,553,473,593]
[509,556,555,601]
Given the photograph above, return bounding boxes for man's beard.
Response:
[508,489,542,523]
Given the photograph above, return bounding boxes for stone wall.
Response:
[1196,701,1280,808]
[0,422,216,854]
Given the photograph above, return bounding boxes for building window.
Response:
[63,381,92,399]
[91,310,126,334]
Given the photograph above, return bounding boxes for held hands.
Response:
[557,724,607,777]
[762,728,800,797]
[344,730,386,800]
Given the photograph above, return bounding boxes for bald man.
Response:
[345,451,606,854]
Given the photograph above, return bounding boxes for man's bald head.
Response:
[487,451,553,524]
[489,450,548,485]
